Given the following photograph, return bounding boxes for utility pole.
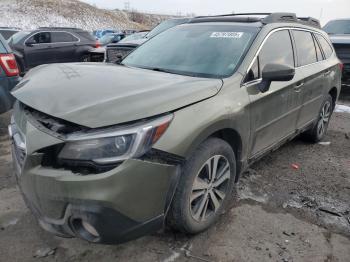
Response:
[319,8,324,21]
[124,1,130,11]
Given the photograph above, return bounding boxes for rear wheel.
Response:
[168,138,236,234]
[302,94,333,142]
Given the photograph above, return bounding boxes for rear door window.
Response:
[315,34,333,59]
[51,32,78,43]
[293,30,317,66]
[313,35,324,61]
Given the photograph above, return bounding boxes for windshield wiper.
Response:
[150,68,174,73]
[149,67,201,77]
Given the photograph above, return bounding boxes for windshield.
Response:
[119,32,148,43]
[123,24,258,79]
[324,20,350,34]
[8,31,30,44]
[146,19,188,39]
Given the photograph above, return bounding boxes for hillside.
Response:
[0,0,153,31]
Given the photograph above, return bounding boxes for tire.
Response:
[167,138,236,234]
[80,54,91,62]
[302,94,333,143]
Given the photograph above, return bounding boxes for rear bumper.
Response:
[0,76,20,113]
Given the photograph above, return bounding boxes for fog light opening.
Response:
[71,218,100,242]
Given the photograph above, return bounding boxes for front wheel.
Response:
[302,94,333,142]
[80,54,91,62]
[167,138,236,234]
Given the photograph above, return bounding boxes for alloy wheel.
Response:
[317,101,331,138]
[190,155,231,222]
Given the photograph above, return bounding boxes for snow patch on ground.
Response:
[335,104,350,114]
[162,251,181,262]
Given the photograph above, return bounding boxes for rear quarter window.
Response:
[315,34,333,59]
[78,31,95,42]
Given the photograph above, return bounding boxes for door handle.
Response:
[294,82,304,92]
[324,70,331,76]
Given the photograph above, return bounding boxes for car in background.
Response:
[324,19,350,82]
[122,29,139,35]
[0,27,21,40]
[8,27,99,74]
[0,34,20,114]
[106,18,191,63]
[94,29,121,39]
[119,31,149,43]
[99,33,126,47]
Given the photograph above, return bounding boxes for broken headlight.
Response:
[58,114,173,164]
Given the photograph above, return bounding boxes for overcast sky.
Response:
[81,0,349,25]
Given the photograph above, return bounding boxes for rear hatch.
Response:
[330,35,350,79]
[330,35,350,63]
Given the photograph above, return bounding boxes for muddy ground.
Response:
[0,87,349,262]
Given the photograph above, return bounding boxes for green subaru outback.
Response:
[9,13,342,244]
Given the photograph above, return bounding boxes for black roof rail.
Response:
[262,13,297,24]
[190,16,262,24]
[0,26,21,30]
[298,17,321,28]
[195,13,271,18]
[191,12,321,29]
[38,27,82,30]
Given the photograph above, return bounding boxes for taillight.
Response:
[95,41,101,48]
[339,63,344,72]
[0,54,19,77]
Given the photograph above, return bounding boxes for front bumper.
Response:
[9,116,180,244]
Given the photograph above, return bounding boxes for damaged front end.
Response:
[9,102,183,244]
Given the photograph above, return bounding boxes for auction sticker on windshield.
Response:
[210,32,244,38]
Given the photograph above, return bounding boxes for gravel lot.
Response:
[0,87,349,262]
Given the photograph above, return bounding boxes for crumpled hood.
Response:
[12,63,222,128]
[329,34,350,44]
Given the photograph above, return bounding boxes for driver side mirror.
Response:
[25,40,36,47]
[258,63,295,93]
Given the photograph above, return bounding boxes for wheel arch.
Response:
[329,87,338,110]
[74,45,92,59]
[209,128,243,182]
[182,121,245,183]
